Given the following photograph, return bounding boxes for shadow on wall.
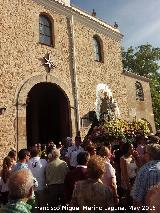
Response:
[81,110,100,132]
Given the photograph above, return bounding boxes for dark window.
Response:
[39,15,52,46]
[93,36,103,62]
[135,81,144,101]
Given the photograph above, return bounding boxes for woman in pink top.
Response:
[99,146,119,205]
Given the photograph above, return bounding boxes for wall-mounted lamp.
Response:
[81,116,89,128]
[0,107,6,115]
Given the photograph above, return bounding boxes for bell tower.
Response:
[56,0,70,6]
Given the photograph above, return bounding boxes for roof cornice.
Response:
[33,0,123,41]
[71,6,123,42]
[123,70,150,82]
[33,0,72,17]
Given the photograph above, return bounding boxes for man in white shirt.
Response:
[27,147,47,206]
[65,136,84,169]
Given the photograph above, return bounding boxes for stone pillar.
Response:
[17,105,27,150]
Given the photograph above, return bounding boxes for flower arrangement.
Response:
[90,117,150,144]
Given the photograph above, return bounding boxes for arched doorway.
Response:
[26,82,72,147]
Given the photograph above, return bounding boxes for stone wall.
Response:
[124,73,155,133]
[0,0,75,164]
[73,21,129,136]
[123,73,155,132]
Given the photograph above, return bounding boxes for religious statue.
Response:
[100,92,116,121]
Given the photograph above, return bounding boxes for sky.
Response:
[71,0,160,50]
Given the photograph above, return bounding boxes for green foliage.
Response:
[122,44,160,76]
[150,73,160,129]
[122,44,160,130]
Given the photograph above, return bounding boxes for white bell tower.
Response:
[56,0,70,6]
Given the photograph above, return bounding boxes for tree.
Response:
[150,73,160,129]
[122,44,160,129]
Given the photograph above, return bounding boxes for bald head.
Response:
[52,149,60,159]
[146,143,160,160]
[8,169,34,200]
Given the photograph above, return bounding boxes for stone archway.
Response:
[15,74,75,150]
[26,82,72,147]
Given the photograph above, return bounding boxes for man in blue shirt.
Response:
[12,149,30,172]
[131,143,160,207]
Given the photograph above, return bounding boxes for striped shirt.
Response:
[131,160,160,203]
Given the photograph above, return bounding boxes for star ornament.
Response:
[43,54,56,72]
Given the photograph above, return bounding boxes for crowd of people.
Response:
[0,131,160,212]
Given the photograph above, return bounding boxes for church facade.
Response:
[0,0,155,162]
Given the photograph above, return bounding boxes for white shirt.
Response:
[76,165,87,168]
[126,159,137,178]
[102,160,117,189]
[28,157,47,191]
[65,145,84,167]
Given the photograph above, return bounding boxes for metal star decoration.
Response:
[43,53,56,72]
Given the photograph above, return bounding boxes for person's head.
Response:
[3,156,13,170]
[50,140,55,146]
[51,149,60,160]
[8,150,16,161]
[85,145,96,156]
[155,130,160,138]
[75,136,81,147]
[41,144,46,151]
[144,143,160,161]
[136,135,146,145]
[30,147,39,158]
[8,169,34,201]
[37,143,41,151]
[99,146,111,159]
[146,183,160,210]
[18,149,30,162]
[103,141,111,150]
[119,139,125,150]
[122,143,134,156]
[47,140,53,147]
[57,142,62,149]
[87,155,105,180]
[77,152,90,166]
[66,137,72,146]
[1,156,13,183]
[83,137,93,149]
[103,92,108,98]
[46,144,56,155]
[149,135,160,144]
